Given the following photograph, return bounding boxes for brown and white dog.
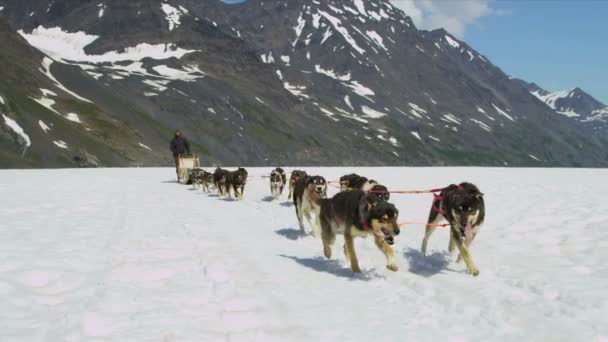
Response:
[293,175,327,237]
[421,182,485,276]
[319,191,400,273]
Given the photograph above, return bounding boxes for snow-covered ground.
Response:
[1,167,607,341]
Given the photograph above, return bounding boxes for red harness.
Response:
[431,184,464,216]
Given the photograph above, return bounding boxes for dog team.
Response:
[183,167,485,277]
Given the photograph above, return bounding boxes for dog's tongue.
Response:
[465,224,473,244]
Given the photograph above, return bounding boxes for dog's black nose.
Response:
[394,227,400,236]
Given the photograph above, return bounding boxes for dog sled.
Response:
[177,154,200,184]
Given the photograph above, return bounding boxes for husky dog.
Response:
[293,175,327,237]
[288,170,308,200]
[369,184,390,202]
[213,167,229,196]
[192,169,214,192]
[319,191,400,273]
[189,168,204,190]
[270,167,287,200]
[225,167,248,199]
[421,182,485,276]
[340,173,376,191]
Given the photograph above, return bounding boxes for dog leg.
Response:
[451,228,479,276]
[374,235,398,271]
[449,233,456,255]
[456,232,477,263]
[344,233,361,273]
[320,216,335,259]
[296,203,307,235]
[422,213,444,255]
[421,226,436,256]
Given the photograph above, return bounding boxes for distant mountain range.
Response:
[1,0,607,168]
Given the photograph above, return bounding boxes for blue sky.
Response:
[222,0,607,103]
[466,1,608,103]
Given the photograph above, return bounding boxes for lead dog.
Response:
[319,191,400,273]
[213,167,229,196]
[421,182,485,276]
[293,175,327,237]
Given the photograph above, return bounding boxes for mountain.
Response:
[1,0,607,168]
[514,78,608,131]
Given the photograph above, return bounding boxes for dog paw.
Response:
[323,246,332,259]
[469,268,480,277]
[351,265,362,273]
[386,264,399,272]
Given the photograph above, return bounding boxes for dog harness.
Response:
[431,184,464,216]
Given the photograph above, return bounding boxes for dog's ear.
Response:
[475,192,484,199]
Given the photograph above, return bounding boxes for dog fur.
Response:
[340,173,376,192]
[421,182,485,276]
[293,175,327,237]
[319,191,400,272]
[369,184,390,202]
[225,167,248,199]
[270,168,287,200]
[213,168,229,196]
[192,169,214,192]
[288,170,308,200]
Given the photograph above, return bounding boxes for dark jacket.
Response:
[170,136,191,156]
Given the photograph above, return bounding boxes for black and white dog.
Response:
[293,175,327,237]
[225,167,248,200]
[421,182,485,276]
[192,169,214,192]
[319,191,400,273]
[270,167,287,200]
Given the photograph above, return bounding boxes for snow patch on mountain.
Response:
[318,10,365,54]
[470,118,492,132]
[66,113,81,123]
[314,65,351,81]
[53,140,68,149]
[2,114,31,148]
[492,103,516,122]
[284,82,309,99]
[20,26,197,63]
[161,3,189,31]
[138,143,152,151]
[361,105,387,119]
[411,131,422,141]
[38,120,51,133]
[0,95,4,105]
[152,65,204,81]
[442,113,461,125]
[444,35,460,48]
[344,80,375,100]
[365,30,387,51]
[408,103,427,119]
[40,58,93,103]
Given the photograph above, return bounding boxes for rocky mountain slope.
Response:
[1,0,606,167]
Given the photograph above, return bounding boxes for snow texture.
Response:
[1,167,605,340]
[41,58,93,103]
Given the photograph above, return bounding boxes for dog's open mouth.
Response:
[374,227,394,245]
